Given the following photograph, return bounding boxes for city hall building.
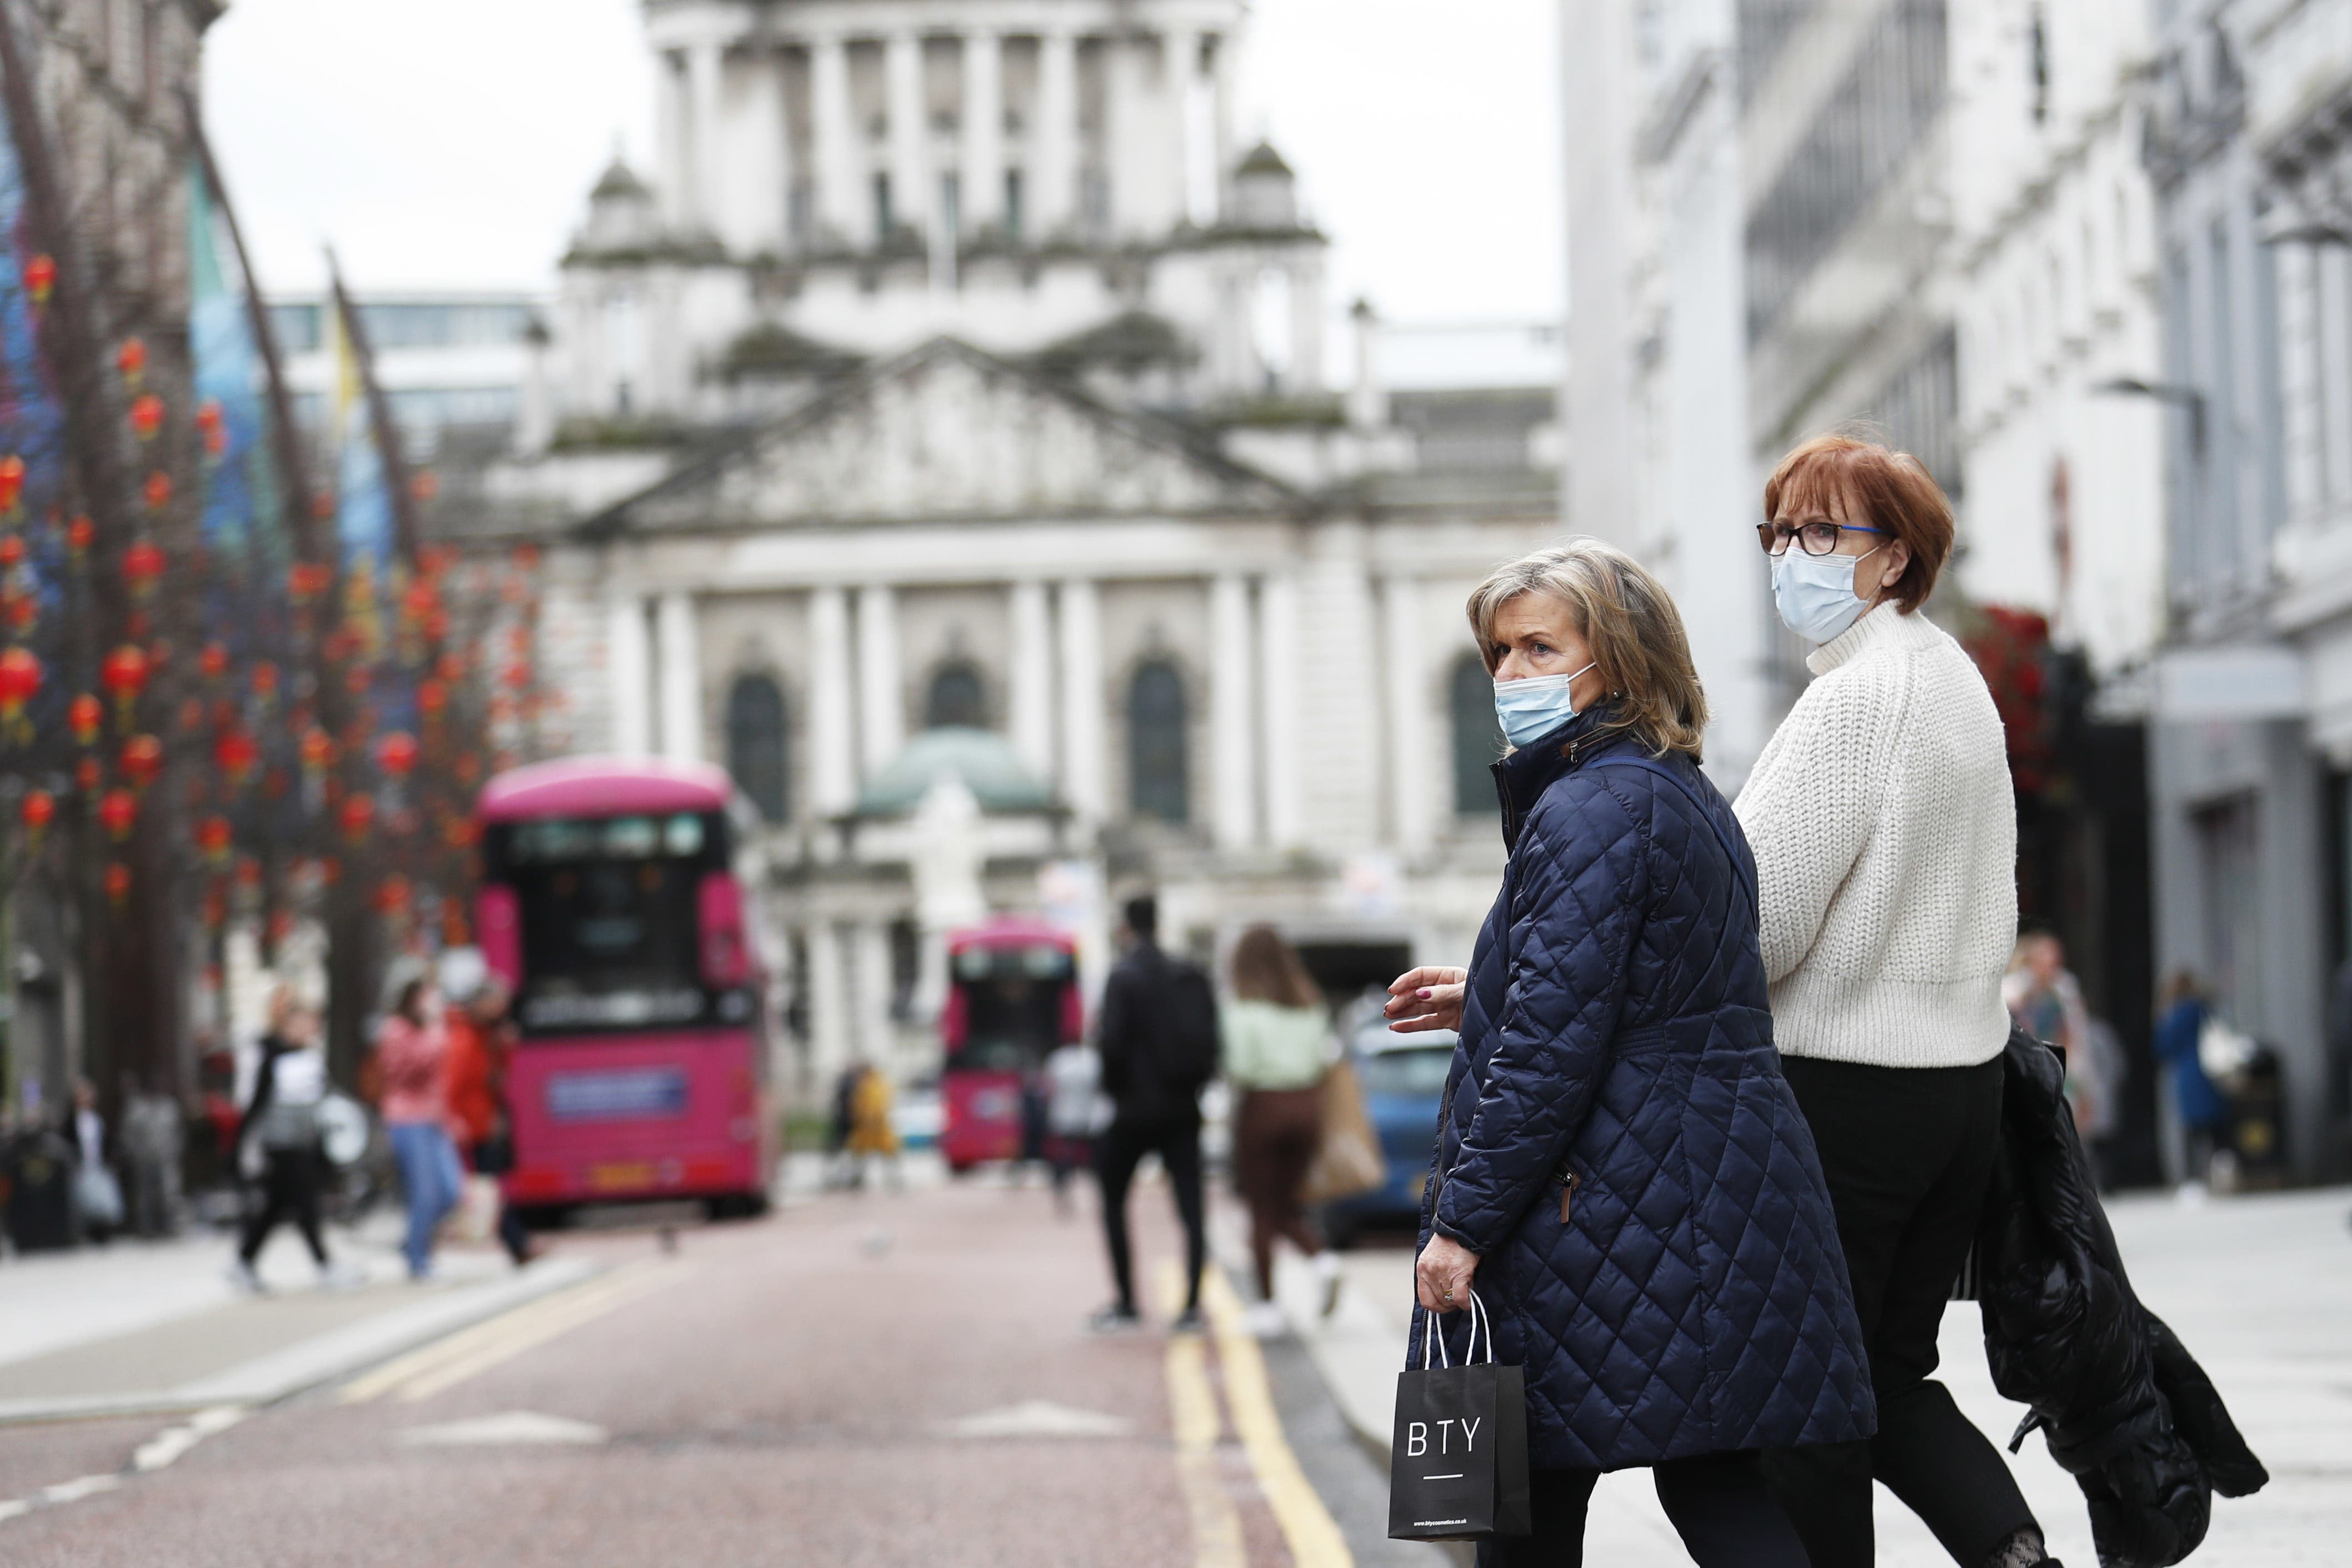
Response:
[462,0,1562,1095]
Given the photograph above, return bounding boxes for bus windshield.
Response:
[491,811,731,1035]
[950,943,1074,1072]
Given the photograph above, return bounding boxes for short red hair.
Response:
[1762,433,1954,614]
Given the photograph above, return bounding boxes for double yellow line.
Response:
[1161,1263,1354,1568]
[342,1260,687,1405]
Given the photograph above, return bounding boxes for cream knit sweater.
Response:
[1732,603,2017,1068]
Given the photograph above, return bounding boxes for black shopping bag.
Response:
[1388,1292,1530,1540]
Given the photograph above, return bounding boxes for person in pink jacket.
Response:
[377,977,461,1280]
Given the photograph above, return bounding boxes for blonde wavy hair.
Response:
[1465,540,1709,760]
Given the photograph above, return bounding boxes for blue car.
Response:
[1321,1020,1455,1250]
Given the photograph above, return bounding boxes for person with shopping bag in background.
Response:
[1221,924,1350,1335]
[1386,540,1872,1565]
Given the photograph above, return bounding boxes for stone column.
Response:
[1209,574,1257,849]
[656,589,702,763]
[804,920,850,1096]
[1257,574,1302,847]
[1035,29,1077,237]
[856,583,903,777]
[1209,31,1235,218]
[655,51,691,228]
[963,30,1003,233]
[688,41,726,233]
[1158,32,1199,236]
[810,33,857,244]
[1379,574,1432,855]
[808,586,857,814]
[1056,578,1105,819]
[741,48,791,253]
[607,594,652,755]
[1288,253,1326,393]
[886,31,925,247]
[853,920,897,1068]
[1008,579,1055,784]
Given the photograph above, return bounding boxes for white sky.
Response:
[202,0,1562,327]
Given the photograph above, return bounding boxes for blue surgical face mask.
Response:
[1492,663,1596,748]
[1771,545,1882,645]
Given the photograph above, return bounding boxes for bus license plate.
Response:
[547,1067,689,1122]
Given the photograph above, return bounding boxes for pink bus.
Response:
[475,757,772,1224]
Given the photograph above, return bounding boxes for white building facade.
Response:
[470,0,1564,1097]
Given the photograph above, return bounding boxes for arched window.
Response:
[1450,655,1503,817]
[1128,660,1189,825]
[726,673,789,823]
[924,660,988,730]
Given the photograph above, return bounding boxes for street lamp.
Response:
[2091,376,2206,459]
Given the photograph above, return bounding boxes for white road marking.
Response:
[399,1411,609,1447]
[41,1475,121,1504]
[941,1400,1134,1439]
[133,1405,249,1472]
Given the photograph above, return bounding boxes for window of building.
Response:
[925,660,988,730]
[1450,655,1504,816]
[788,181,813,252]
[726,674,790,823]
[873,172,894,245]
[1003,168,1025,242]
[1128,661,1189,824]
[940,171,961,251]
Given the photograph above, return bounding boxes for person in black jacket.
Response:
[1089,893,1215,1334]
[228,991,361,1293]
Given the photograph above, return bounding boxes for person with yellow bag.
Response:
[1224,926,1357,1336]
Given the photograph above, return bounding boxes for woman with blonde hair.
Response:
[1385,538,1869,1566]
[1735,433,2051,1568]
[1224,924,1340,1335]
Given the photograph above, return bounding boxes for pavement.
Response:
[1268,1184,2352,1566]
[0,1169,2340,1565]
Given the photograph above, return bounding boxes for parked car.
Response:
[1321,1014,1454,1249]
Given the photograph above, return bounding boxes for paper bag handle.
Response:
[1420,1288,1495,1370]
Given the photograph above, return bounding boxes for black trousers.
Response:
[1476,1452,1810,1568]
[1763,1055,2038,1568]
[238,1146,328,1267]
[1095,1116,1205,1314]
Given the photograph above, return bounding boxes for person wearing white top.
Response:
[1735,435,2054,1568]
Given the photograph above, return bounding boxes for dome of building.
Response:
[853,727,1056,817]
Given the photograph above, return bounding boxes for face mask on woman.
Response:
[1771,546,1881,645]
[1493,663,1596,748]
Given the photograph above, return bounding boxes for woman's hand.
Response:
[1416,1234,1480,1314]
[1385,966,1468,1033]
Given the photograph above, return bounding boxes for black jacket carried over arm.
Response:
[1976,1028,2268,1567]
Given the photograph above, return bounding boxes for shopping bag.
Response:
[1303,1058,1386,1204]
[1389,1292,1530,1540]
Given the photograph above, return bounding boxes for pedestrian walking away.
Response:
[1042,1038,1105,1214]
[1090,892,1217,1334]
[2152,971,2229,1187]
[1222,923,1344,1335]
[1734,433,2056,1568]
[229,988,361,1292]
[1389,540,1872,1568]
[377,975,464,1282]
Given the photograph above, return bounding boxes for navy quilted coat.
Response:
[1410,709,1875,1471]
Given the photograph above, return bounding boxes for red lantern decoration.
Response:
[214,728,259,786]
[122,540,165,598]
[410,470,439,504]
[3,591,32,636]
[142,472,172,512]
[68,693,100,747]
[287,561,331,604]
[501,662,531,692]
[74,756,99,792]
[196,400,226,460]
[511,543,541,571]
[435,652,465,684]
[417,678,449,721]
[20,789,53,845]
[453,753,482,788]
[128,393,164,441]
[196,815,232,863]
[376,730,418,778]
[0,646,40,728]
[251,661,279,700]
[100,645,149,727]
[338,792,374,842]
[23,254,54,307]
[0,455,22,517]
[235,855,262,889]
[98,788,137,841]
[65,515,94,558]
[119,733,163,790]
[299,726,335,778]
[0,535,22,570]
[443,815,479,850]
[371,874,411,915]
[116,337,146,386]
[202,885,228,931]
[104,862,131,907]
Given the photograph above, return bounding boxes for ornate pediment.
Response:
[592,338,1294,534]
